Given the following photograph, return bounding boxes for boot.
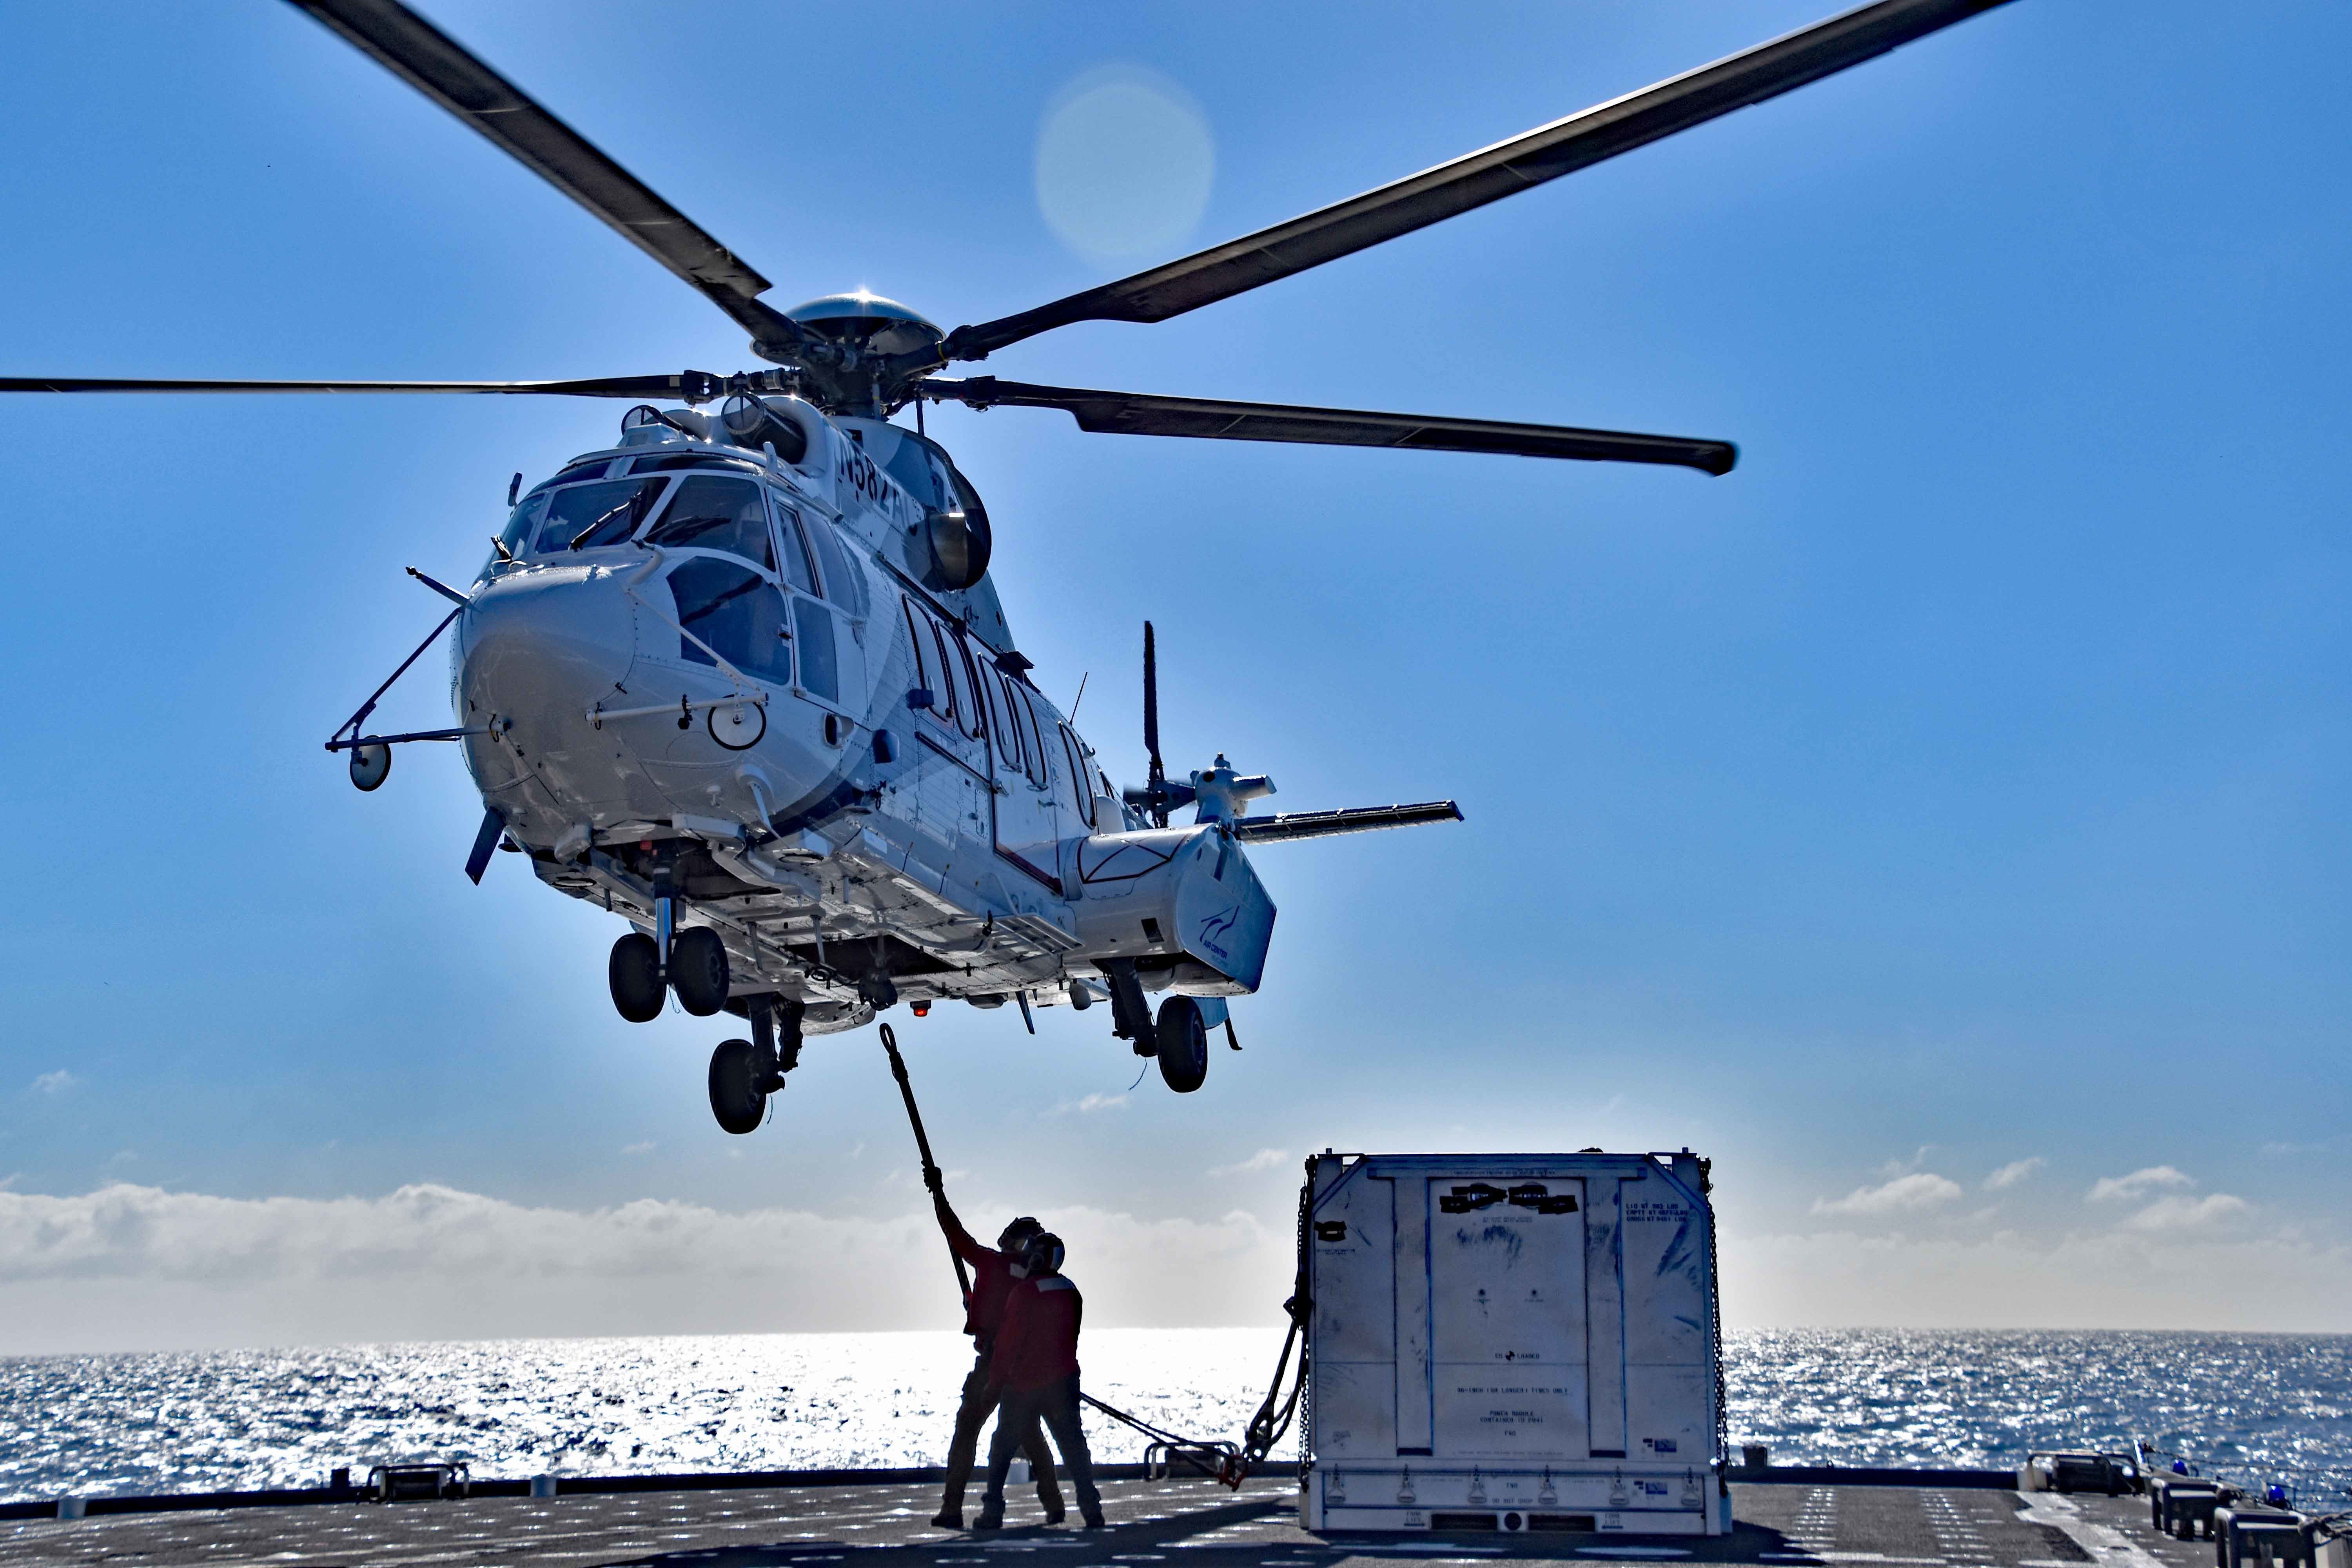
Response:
[973,1506,1004,1531]
[1082,1510,1108,1529]
[929,1510,963,1530]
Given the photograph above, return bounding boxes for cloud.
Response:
[0,1183,1296,1354]
[2125,1194,2250,1232]
[1207,1149,1289,1178]
[1985,1158,2045,1191]
[620,1142,655,1156]
[1812,1172,1964,1216]
[1053,1093,1129,1115]
[2089,1166,2196,1203]
[30,1071,75,1095]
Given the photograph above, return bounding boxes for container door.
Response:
[1619,1171,1713,1466]
[1426,1175,1590,1458]
[1309,1171,1397,1460]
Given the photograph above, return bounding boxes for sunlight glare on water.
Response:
[2,1328,2347,1503]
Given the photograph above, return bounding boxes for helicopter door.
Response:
[770,499,859,708]
[898,597,992,857]
[798,511,869,709]
[985,666,1065,894]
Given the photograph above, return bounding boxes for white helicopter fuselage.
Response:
[454,399,1274,1037]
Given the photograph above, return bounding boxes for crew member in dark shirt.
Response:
[974,1232,1103,1530]
[929,1178,1064,1530]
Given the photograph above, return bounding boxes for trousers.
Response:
[941,1350,1062,1515]
[981,1375,1099,1520]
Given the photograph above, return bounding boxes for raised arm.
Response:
[933,1188,991,1268]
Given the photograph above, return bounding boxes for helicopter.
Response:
[1,0,2013,1134]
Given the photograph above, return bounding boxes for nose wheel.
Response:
[605,906,731,1024]
[608,933,664,1022]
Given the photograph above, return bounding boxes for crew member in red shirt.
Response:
[928,1174,1064,1530]
[974,1232,1103,1530]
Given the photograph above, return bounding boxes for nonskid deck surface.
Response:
[0,1479,2205,1568]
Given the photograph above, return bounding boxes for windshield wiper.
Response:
[569,499,635,551]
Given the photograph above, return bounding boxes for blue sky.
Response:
[0,1,2345,1350]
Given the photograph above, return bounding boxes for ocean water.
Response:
[2,1328,2346,1506]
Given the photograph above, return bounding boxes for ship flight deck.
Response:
[0,1472,2222,1568]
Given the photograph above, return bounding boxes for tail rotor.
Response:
[1128,621,1193,826]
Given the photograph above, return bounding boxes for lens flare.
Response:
[1034,66,1214,267]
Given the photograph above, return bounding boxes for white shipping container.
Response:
[1301,1151,1727,1535]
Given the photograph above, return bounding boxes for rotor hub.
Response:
[771,293,944,415]
[784,292,945,358]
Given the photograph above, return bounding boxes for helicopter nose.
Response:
[457,564,637,738]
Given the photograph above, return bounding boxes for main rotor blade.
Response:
[944,0,2013,361]
[282,0,806,358]
[921,377,1735,475]
[1231,802,1466,845]
[0,373,713,398]
[1143,621,1162,775]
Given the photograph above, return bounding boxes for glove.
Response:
[923,1163,944,1194]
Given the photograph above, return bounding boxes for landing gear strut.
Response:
[1100,958,1157,1056]
[605,854,729,1022]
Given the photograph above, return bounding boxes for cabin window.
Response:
[537,477,667,552]
[905,599,956,727]
[1016,684,1049,788]
[770,499,818,593]
[902,598,936,698]
[987,670,1023,771]
[794,597,839,701]
[929,623,963,727]
[644,476,774,569]
[668,557,790,686]
[1061,726,1095,828]
[951,633,988,742]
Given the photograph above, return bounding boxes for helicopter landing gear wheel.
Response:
[708,1038,766,1134]
[670,927,730,1017]
[609,933,664,1023]
[1155,996,1209,1093]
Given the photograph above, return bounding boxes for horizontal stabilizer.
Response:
[1230,800,1463,844]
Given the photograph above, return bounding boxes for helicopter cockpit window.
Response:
[553,457,616,483]
[628,453,765,477]
[536,477,668,552]
[642,476,774,570]
[668,556,791,687]
[803,518,867,616]
[494,490,549,563]
[770,500,818,594]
